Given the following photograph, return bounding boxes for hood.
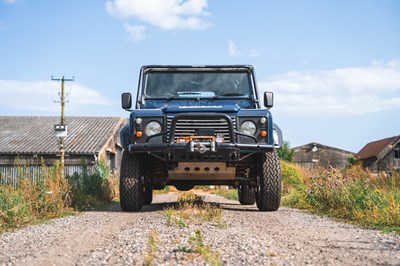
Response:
[144,98,253,112]
[161,104,241,114]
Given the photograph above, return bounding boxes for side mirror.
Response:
[121,92,132,110]
[264,91,274,108]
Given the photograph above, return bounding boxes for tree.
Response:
[277,141,295,162]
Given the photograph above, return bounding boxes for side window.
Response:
[394,148,400,159]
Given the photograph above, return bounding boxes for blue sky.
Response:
[0,0,399,153]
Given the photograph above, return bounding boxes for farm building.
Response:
[0,116,125,180]
[356,135,400,173]
[293,142,355,169]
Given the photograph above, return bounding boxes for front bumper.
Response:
[128,142,275,153]
[128,112,276,161]
[128,141,275,164]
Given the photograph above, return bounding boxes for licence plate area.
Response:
[168,162,236,180]
[164,145,241,166]
[175,136,217,143]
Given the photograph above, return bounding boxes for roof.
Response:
[0,116,124,155]
[293,142,355,155]
[142,65,254,72]
[356,136,400,160]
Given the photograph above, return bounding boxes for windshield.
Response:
[144,72,251,98]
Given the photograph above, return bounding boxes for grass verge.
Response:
[281,161,400,233]
[0,159,119,232]
[206,161,400,233]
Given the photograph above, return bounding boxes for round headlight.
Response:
[145,121,162,136]
[240,121,257,135]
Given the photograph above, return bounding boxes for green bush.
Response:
[281,161,309,208]
[0,186,31,229]
[68,159,118,210]
[277,141,295,162]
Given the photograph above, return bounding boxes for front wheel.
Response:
[120,150,143,211]
[256,150,282,211]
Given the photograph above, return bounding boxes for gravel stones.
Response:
[0,192,399,265]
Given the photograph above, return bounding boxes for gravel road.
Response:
[0,192,399,266]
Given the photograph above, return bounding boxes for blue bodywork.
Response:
[120,65,282,159]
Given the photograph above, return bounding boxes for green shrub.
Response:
[0,186,31,229]
[277,141,295,162]
[68,159,118,210]
[281,161,309,208]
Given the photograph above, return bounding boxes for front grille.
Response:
[167,116,236,143]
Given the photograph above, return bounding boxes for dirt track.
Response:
[0,192,399,265]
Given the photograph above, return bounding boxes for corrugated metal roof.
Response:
[293,142,355,155]
[356,136,400,160]
[0,116,124,154]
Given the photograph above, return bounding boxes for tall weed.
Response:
[306,165,400,231]
[0,159,119,231]
[0,160,69,231]
[279,161,399,232]
[68,159,119,210]
[281,161,309,208]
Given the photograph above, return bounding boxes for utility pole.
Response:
[52,76,74,176]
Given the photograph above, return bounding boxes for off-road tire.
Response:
[143,184,153,205]
[174,183,195,191]
[256,150,282,211]
[238,185,256,205]
[120,150,143,211]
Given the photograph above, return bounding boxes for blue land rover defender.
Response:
[120,65,283,211]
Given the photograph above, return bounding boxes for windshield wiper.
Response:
[210,92,246,99]
[220,92,245,96]
[178,92,203,95]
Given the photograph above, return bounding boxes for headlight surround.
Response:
[145,121,162,136]
[240,121,257,135]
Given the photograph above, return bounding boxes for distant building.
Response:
[0,116,125,179]
[356,135,400,173]
[293,142,355,169]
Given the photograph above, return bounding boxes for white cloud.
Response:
[228,40,239,57]
[124,23,146,41]
[106,0,211,30]
[0,80,113,114]
[259,61,400,116]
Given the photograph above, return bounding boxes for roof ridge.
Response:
[0,116,124,154]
